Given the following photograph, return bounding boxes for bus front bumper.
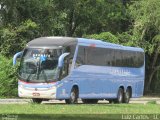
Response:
[18,85,57,99]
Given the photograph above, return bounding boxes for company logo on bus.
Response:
[33,54,51,58]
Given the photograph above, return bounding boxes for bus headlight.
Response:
[19,84,24,88]
[57,83,63,88]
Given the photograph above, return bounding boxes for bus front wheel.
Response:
[65,87,78,104]
[32,98,43,104]
[108,99,115,104]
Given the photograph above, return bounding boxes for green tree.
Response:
[130,0,160,92]
[0,55,18,98]
[52,0,128,36]
[0,19,39,56]
[0,0,130,57]
[85,32,119,43]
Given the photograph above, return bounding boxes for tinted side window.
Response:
[121,50,144,68]
[76,46,144,68]
[76,46,86,66]
[87,47,106,66]
[106,49,144,68]
[65,45,76,58]
[115,50,123,67]
[106,49,113,66]
[136,52,144,67]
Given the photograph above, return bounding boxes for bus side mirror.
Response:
[58,53,70,68]
[13,52,23,65]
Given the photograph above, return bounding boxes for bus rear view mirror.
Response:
[13,52,23,65]
[58,52,70,68]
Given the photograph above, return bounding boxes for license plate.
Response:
[32,93,40,96]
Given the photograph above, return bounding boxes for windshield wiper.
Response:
[26,72,33,82]
[26,61,38,82]
[26,68,37,82]
[41,68,48,83]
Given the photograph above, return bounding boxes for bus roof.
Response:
[78,38,144,52]
[27,37,77,47]
[26,36,144,52]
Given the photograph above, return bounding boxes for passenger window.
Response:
[60,57,73,79]
[75,46,86,68]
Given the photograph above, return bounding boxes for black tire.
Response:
[82,99,98,104]
[116,88,124,104]
[32,98,43,104]
[108,99,115,104]
[123,88,131,103]
[65,87,78,104]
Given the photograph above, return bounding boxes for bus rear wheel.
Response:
[32,98,43,104]
[82,99,98,104]
[65,87,78,104]
[123,88,131,103]
[108,99,115,104]
[116,88,124,104]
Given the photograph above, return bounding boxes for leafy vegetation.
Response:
[129,0,160,93]
[0,0,160,96]
[85,32,119,43]
[0,55,18,98]
[0,19,39,56]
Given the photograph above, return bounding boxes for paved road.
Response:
[0,97,160,104]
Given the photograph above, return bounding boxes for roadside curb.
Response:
[0,98,160,104]
[0,99,30,103]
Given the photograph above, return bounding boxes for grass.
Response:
[0,103,160,114]
[0,103,160,120]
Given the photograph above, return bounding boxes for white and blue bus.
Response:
[13,37,145,104]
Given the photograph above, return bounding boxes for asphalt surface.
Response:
[0,97,160,104]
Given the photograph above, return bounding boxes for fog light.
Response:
[50,86,56,89]
[51,93,55,96]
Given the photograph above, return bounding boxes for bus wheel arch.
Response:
[72,85,79,99]
[65,85,79,104]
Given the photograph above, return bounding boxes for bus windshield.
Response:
[19,47,63,83]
